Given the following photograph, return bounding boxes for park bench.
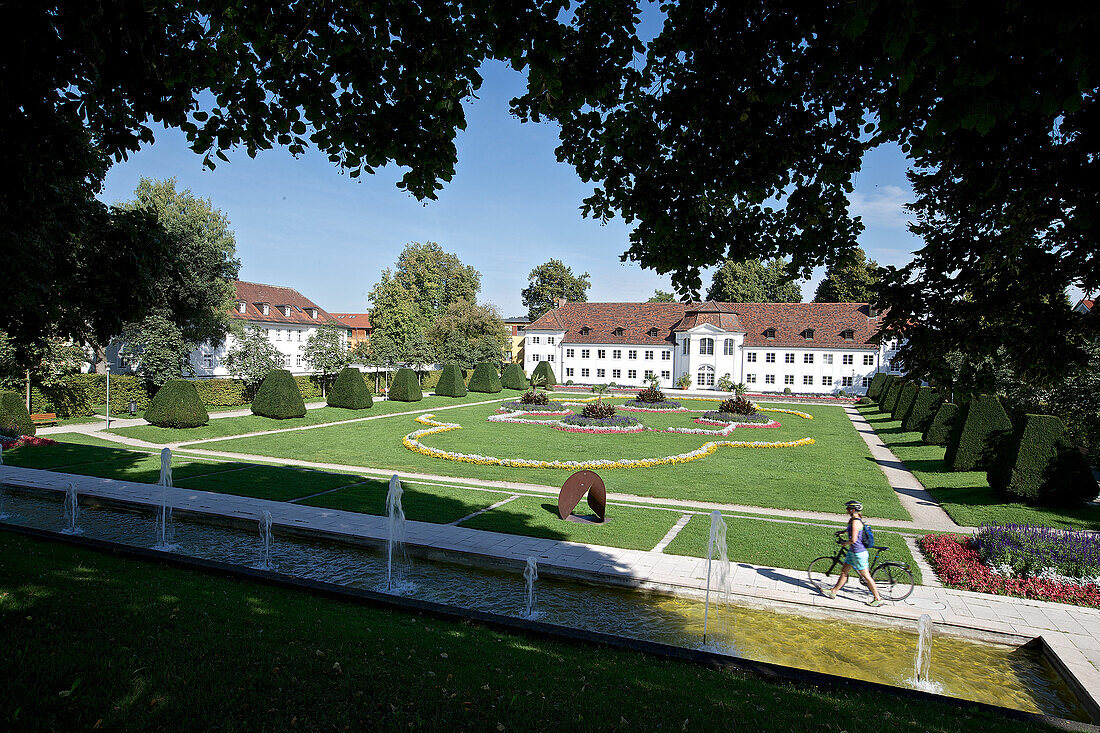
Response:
[30,412,57,427]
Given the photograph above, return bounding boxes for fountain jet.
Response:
[702,510,730,645]
[523,557,539,619]
[385,474,407,591]
[61,483,81,535]
[257,510,274,569]
[154,448,176,550]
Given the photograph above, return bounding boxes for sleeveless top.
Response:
[849,518,866,553]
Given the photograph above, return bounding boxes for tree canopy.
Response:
[303,323,349,389]
[813,248,879,303]
[522,259,592,321]
[427,300,508,369]
[647,290,676,302]
[224,326,283,391]
[706,259,802,303]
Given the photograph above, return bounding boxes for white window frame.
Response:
[699,338,714,355]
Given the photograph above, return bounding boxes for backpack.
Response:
[860,520,875,548]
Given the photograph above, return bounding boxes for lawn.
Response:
[663,513,923,582]
[858,406,1100,531]
[174,464,364,502]
[300,482,509,524]
[207,400,907,519]
[458,495,683,550]
[0,531,1050,731]
[109,392,512,444]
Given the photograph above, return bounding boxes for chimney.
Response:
[556,298,567,308]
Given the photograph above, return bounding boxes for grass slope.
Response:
[299,482,508,524]
[0,532,1042,732]
[210,401,907,519]
[858,406,1100,531]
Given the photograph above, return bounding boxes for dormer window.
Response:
[237,301,246,314]
[579,326,590,336]
[259,303,270,316]
[802,329,814,340]
[281,305,292,317]
[613,327,624,337]
[308,308,318,319]
[647,328,659,337]
[842,329,855,341]
[764,328,776,340]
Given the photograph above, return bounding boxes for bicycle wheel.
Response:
[807,556,840,592]
[870,562,914,601]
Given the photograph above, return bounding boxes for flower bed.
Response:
[701,411,773,424]
[694,417,779,429]
[974,524,1100,584]
[498,402,572,415]
[0,435,58,449]
[919,534,1100,608]
[556,414,644,434]
[619,401,686,412]
[405,414,815,469]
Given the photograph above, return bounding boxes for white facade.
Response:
[187,320,348,379]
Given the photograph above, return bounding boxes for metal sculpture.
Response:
[558,470,607,523]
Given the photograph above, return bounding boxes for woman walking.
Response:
[821,500,884,607]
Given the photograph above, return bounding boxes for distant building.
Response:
[1073,298,1094,315]
[524,300,898,394]
[332,313,372,348]
[504,316,529,364]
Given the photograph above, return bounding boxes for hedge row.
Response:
[903,387,942,434]
[944,394,1012,472]
[893,381,919,422]
[866,372,888,400]
[468,363,502,393]
[389,368,423,402]
[923,403,958,445]
[988,414,1096,506]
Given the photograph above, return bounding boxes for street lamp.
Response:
[105,363,111,430]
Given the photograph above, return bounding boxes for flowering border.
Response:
[919,534,1100,608]
[489,410,645,434]
[618,404,692,413]
[497,405,574,416]
[405,414,815,469]
[0,435,58,449]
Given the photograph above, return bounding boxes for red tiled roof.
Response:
[230,281,340,327]
[1085,299,1095,311]
[527,301,883,349]
[331,313,372,329]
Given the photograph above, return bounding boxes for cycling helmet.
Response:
[845,500,863,512]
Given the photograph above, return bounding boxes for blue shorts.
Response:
[845,549,869,571]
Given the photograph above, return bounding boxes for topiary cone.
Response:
[500,363,527,391]
[467,363,502,393]
[145,380,209,428]
[530,360,556,389]
[987,414,1097,507]
[943,394,1012,471]
[327,367,373,409]
[0,390,35,437]
[435,363,467,397]
[388,368,423,402]
[252,369,307,419]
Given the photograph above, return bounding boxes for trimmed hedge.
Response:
[145,380,209,428]
[500,363,527,391]
[866,373,888,401]
[903,387,942,434]
[923,403,959,446]
[944,394,1012,472]
[252,370,307,419]
[468,363,502,393]
[893,381,919,422]
[435,364,467,397]
[327,367,373,410]
[530,360,556,388]
[881,380,903,415]
[876,375,898,408]
[30,377,94,418]
[388,368,423,402]
[192,379,249,407]
[0,390,34,437]
[294,375,323,401]
[987,414,1098,507]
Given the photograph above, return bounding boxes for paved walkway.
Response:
[1,463,1096,721]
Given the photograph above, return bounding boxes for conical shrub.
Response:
[893,381,920,422]
[903,387,942,434]
[987,414,1097,507]
[944,394,1012,471]
[388,368,423,402]
[252,369,307,419]
[145,380,209,428]
[327,367,373,409]
[530,360,556,388]
[923,403,958,446]
[500,363,527,390]
[866,372,888,401]
[876,375,898,408]
[0,390,34,437]
[881,379,904,416]
[435,363,467,397]
[468,363,502,393]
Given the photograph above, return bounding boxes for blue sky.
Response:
[99,61,924,318]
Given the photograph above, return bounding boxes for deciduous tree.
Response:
[224,327,283,392]
[522,259,591,321]
[119,315,193,388]
[302,323,349,396]
[707,259,802,303]
[813,248,879,303]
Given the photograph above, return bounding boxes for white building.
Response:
[109,281,348,378]
[523,301,901,395]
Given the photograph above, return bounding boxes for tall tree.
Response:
[707,259,801,303]
[366,276,429,351]
[364,332,400,391]
[0,331,85,409]
[522,259,592,321]
[302,323,349,396]
[648,290,676,302]
[223,327,283,392]
[813,248,879,303]
[119,315,193,388]
[388,242,480,321]
[427,300,508,366]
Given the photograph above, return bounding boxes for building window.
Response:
[804,353,814,364]
[682,338,690,354]
[697,365,715,386]
[548,354,555,362]
[802,328,814,340]
[765,374,775,384]
[297,330,303,342]
[765,352,775,363]
[784,375,795,385]
[723,338,735,355]
[531,354,539,362]
[581,349,590,359]
[285,354,293,368]
[597,349,606,359]
[841,376,854,387]
[566,368,574,377]
[597,368,605,378]
[746,352,757,363]
[566,348,574,358]
[842,329,855,341]
[548,336,555,344]
[613,369,621,379]
[296,354,302,367]
[581,368,590,378]
[764,328,776,340]
[237,301,246,313]
[644,350,654,360]
[282,305,292,317]
[579,327,590,335]
[822,375,833,386]
[645,370,655,380]
[803,375,813,385]
[863,354,874,366]
[202,354,213,369]
[824,353,833,365]
[746,373,756,383]
[661,370,670,380]
[843,354,854,365]
[613,327,624,337]
[862,376,871,387]
[784,353,795,364]
[308,308,318,319]
[531,336,540,344]
[661,351,670,360]
[628,369,637,379]
[628,350,638,359]
[699,338,714,355]
[262,303,270,316]
[647,328,659,337]
[613,349,622,359]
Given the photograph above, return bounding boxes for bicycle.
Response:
[807,529,915,601]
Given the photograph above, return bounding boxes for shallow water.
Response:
[0,486,1088,721]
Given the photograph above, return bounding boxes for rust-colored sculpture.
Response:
[558,470,607,523]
